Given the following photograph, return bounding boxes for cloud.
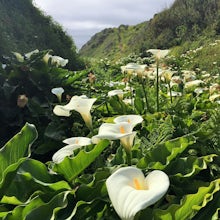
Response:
[33,0,175,49]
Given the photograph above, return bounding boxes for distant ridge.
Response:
[79,0,220,60]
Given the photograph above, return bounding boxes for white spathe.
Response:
[185,80,204,89]
[92,122,133,141]
[92,122,136,152]
[147,49,170,60]
[51,87,64,102]
[52,137,92,163]
[114,115,143,129]
[53,95,96,130]
[108,89,126,99]
[63,137,92,145]
[68,96,97,130]
[53,105,71,117]
[106,167,170,220]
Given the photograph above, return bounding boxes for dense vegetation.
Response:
[0,0,220,219]
[0,46,220,219]
[80,0,220,62]
[0,0,84,70]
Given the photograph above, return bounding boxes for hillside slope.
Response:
[0,0,83,69]
[79,0,220,60]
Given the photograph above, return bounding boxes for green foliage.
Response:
[154,179,220,220]
[0,123,37,181]
[51,140,110,182]
[0,50,88,157]
[0,37,220,219]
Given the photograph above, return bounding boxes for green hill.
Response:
[79,0,220,60]
[0,0,84,70]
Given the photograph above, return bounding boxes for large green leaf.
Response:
[154,179,220,220]
[192,191,220,220]
[137,134,196,170]
[1,191,73,220]
[1,159,71,204]
[0,123,37,182]
[165,154,217,177]
[52,140,110,182]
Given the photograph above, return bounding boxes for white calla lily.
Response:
[209,94,220,102]
[67,95,97,130]
[184,80,204,89]
[51,87,64,102]
[25,49,39,59]
[147,49,170,60]
[114,115,143,129]
[92,122,135,153]
[53,95,96,130]
[63,137,92,146]
[53,105,71,117]
[168,91,182,97]
[52,137,92,163]
[106,167,170,220]
[52,145,76,163]
[92,122,133,141]
[13,52,24,62]
[108,89,125,100]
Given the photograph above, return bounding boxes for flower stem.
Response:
[140,77,150,113]
[126,151,132,166]
[156,60,160,112]
[168,82,173,104]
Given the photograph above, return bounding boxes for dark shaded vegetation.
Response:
[0,0,84,70]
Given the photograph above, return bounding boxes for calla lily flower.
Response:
[147,49,170,60]
[53,105,71,117]
[43,53,68,67]
[168,91,182,97]
[63,137,92,146]
[114,115,143,129]
[209,94,220,102]
[52,137,92,163]
[17,94,28,108]
[66,95,97,130]
[25,49,39,59]
[13,52,24,62]
[108,89,125,100]
[53,95,96,130]
[92,122,135,153]
[92,122,133,141]
[123,63,147,76]
[106,167,170,220]
[161,70,173,82]
[51,55,68,67]
[51,87,64,102]
[185,80,204,89]
[122,98,134,106]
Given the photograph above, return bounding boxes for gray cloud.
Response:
[34,0,175,49]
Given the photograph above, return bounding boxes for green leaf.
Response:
[192,191,220,220]
[76,168,111,201]
[52,140,110,182]
[154,179,220,220]
[137,134,196,170]
[3,191,73,220]
[0,123,37,183]
[1,159,72,204]
[165,154,217,177]
[108,96,129,114]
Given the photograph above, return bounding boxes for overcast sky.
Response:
[33,0,175,49]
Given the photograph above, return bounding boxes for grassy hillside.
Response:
[0,0,84,70]
[79,0,220,61]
